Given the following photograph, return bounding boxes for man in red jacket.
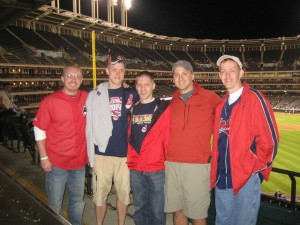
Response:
[210,55,279,225]
[128,71,170,225]
[164,60,220,225]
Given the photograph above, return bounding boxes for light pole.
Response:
[91,0,100,19]
[108,0,118,23]
[121,0,131,27]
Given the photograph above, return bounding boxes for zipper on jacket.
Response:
[216,175,220,185]
[225,137,229,188]
[180,95,192,130]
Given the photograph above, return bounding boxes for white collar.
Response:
[228,87,243,105]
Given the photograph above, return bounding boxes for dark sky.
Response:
[61,0,300,40]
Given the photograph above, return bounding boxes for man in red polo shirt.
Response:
[33,64,88,225]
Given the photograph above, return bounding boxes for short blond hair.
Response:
[63,64,82,76]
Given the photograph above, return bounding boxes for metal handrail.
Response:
[271,167,300,208]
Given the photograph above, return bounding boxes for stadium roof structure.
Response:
[2,4,300,49]
[0,0,51,30]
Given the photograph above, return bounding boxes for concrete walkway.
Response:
[0,142,175,225]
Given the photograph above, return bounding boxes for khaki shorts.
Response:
[92,155,130,206]
[164,161,211,219]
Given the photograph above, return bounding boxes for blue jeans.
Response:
[46,166,86,225]
[215,173,261,225]
[130,170,166,225]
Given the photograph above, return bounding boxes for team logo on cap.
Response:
[107,54,125,66]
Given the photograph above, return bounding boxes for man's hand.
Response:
[40,158,52,172]
[122,83,130,88]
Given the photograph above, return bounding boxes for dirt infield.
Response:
[277,124,300,130]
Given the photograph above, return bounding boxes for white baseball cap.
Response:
[216,55,243,69]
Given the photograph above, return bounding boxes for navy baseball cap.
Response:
[107,54,126,66]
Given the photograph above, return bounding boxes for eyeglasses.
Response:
[173,71,190,78]
[63,74,82,79]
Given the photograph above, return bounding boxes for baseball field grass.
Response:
[261,112,300,199]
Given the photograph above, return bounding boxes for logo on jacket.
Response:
[82,105,87,116]
[219,118,230,135]
[95,87,101,96]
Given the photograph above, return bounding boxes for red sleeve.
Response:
[33,98,52,131]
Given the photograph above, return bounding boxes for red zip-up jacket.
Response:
[210,83,279,195]
[127,100,171,172]
[166,82,220,163]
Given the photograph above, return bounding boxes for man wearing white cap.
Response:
[210,55,279,225]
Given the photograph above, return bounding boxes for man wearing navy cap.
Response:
[86,54,139,225]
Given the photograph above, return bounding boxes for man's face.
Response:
[61,67,83,95]
[106,62,125,88]
[136,75,155,103]
[173,67,194,94]
[219,60,244,93]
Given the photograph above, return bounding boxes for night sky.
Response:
[60,0,300,40]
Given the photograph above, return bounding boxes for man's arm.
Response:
[34,126,52,172]
[0,93,12,110]
[253,93,279,180]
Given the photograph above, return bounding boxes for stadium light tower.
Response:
[121,0,131,27]
[91,0,100,19]
[108,0,118,23]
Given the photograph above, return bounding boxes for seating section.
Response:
[244,50,262,71]
[0,25,299,73]
[0,112,37,163]
[280,49,300,70]
[0,25,299,113]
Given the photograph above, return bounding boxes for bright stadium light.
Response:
[124,0,131,10]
